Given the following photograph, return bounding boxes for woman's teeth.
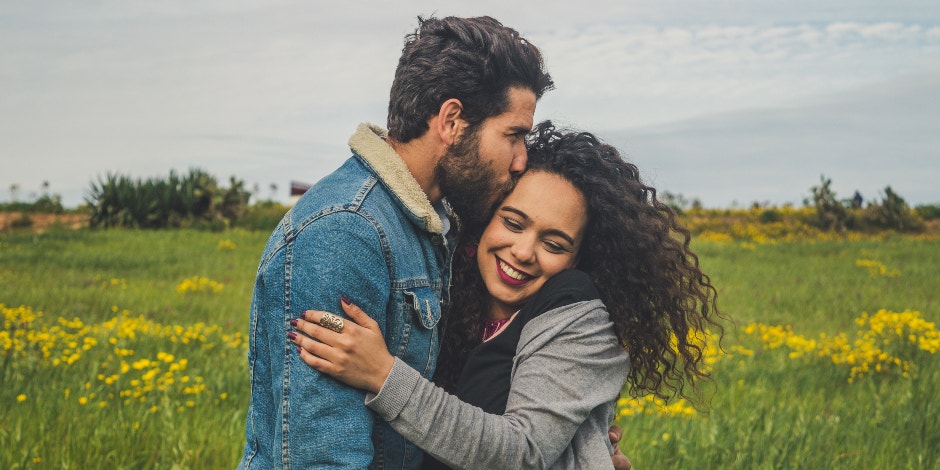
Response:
[499,259,530,281]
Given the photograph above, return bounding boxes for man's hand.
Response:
[609,425,632,470]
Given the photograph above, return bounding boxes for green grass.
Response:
[617,237,940,469]
[2,228,939,468]
[0,228,265,326]
[695,237,939,331]
[1,228,267,469]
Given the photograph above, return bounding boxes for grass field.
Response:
[2,227,938,468]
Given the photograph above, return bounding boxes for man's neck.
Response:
[388,137,444,205]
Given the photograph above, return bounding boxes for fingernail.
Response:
[296,346,302,354]
[287,332,297,341]
[341,295,351,305]
[290,319,298,327]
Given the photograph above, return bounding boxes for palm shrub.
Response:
[85,168,250,229]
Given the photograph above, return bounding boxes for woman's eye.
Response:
[544,241,567,253]
[501,217,523,231]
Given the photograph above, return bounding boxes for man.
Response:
[238,16,553,469]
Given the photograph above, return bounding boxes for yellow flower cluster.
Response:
[669,328,725,373]
[616,329,727,419]
[685,207,823,244]
[1,303,246,409]
[618,395,696,418]
[694,231,735,244]
[742,323,818,359]
[857,309,940,354]
[683,206,935,243]
[744,309,938,382]
[217,239,237,251]
[91,275,128,290]
[1,306,94,365]
[854,259,901,278]
[176,276,224,294]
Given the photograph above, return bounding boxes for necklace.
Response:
[482,318,511,341]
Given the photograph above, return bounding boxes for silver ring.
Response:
[319,312,344,333]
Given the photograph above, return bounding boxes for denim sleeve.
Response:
[283,211,391,468]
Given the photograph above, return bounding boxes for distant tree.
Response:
[660,191,690,214]
[219,176,251,224]
[863,186,924,232]
[9,183,20,203]
[915,203,940,221]
[809,175,848,232]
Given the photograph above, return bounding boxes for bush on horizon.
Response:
[85,169,251,230]
[806,175,924,233]
[0,194,66,214]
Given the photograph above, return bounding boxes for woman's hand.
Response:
[289,297,395,394]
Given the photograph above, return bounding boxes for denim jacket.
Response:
[238,123,456,469]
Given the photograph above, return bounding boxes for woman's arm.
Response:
[292,300,629,469]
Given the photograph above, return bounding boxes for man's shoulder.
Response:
[290,157,395,220]
[285,155,404,237]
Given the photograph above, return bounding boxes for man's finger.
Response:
[608,424,623,443]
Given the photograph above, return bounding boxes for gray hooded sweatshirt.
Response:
[365,299,631,469]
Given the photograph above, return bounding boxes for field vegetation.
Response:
[2,174,939,468]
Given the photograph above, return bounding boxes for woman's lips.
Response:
[496,257,532,286]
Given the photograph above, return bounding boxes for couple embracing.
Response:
[238,15,722,470]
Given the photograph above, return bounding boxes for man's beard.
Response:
[435,129,514,228]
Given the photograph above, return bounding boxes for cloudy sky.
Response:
[2,0,939,207]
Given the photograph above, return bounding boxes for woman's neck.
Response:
[486,298,517,321]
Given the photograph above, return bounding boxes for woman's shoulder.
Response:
[519,269,600,322]
[545,269,597,293]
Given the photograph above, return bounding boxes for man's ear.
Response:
[434,98,467,146]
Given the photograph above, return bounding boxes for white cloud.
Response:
[604,68,940,206]
[1,1,939,206]
[536,21,940,131]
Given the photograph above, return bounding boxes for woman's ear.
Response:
[434,98,467,146]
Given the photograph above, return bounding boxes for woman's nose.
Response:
[510,237,536,264]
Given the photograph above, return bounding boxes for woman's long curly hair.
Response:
[434,121,725,402]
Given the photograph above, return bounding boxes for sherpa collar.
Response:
[348,123,443,234]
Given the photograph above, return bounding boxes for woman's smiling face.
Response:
[476,170,588,319]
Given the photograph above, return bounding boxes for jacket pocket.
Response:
[403,287,442,329]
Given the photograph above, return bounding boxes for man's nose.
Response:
[509,147,528,177]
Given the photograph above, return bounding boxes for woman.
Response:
[290,122,723,469]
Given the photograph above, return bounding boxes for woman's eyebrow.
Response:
[500,206,528,220]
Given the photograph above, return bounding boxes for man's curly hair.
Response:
[387,16,553,143]
[434,121,725,403]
